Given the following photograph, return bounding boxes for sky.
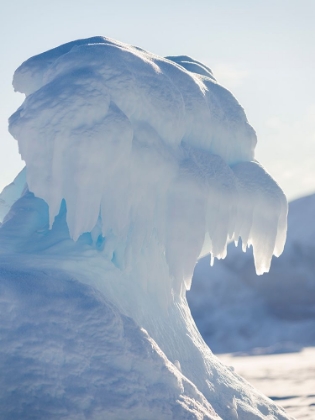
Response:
[0,0,314,200]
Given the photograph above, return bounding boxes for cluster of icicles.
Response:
[9,36,287,290]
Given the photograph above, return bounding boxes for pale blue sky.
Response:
[1,0,314,199]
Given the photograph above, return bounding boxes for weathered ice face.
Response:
[9,37,287,294]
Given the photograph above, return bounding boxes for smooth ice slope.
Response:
[0,37,291,419]
[188,193,315,353]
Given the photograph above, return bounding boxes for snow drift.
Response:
[188,193,315,354]
[0,36,291,419]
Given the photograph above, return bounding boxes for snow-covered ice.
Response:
[0,264,219,420]
[0,36,291,419]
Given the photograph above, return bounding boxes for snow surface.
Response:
[188,193,315,353]
[220,348,315,420]
[0,264,219,420]
[0,36,291,419]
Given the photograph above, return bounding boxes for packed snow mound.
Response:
[188,192,315,353]
[0,265,219,420]
[9,36,287,282]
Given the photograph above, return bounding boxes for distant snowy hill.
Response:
[188,193,315,354]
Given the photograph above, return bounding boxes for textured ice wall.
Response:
[9,36,287,289]
[0,168,26,223]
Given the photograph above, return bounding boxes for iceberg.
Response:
[0,37,290,419]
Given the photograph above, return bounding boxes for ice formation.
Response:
[9,36,287,283]
[1,37,291,419]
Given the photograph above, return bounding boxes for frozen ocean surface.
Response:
[0,36,293,419]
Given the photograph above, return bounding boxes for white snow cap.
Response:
[9,36,287,285]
